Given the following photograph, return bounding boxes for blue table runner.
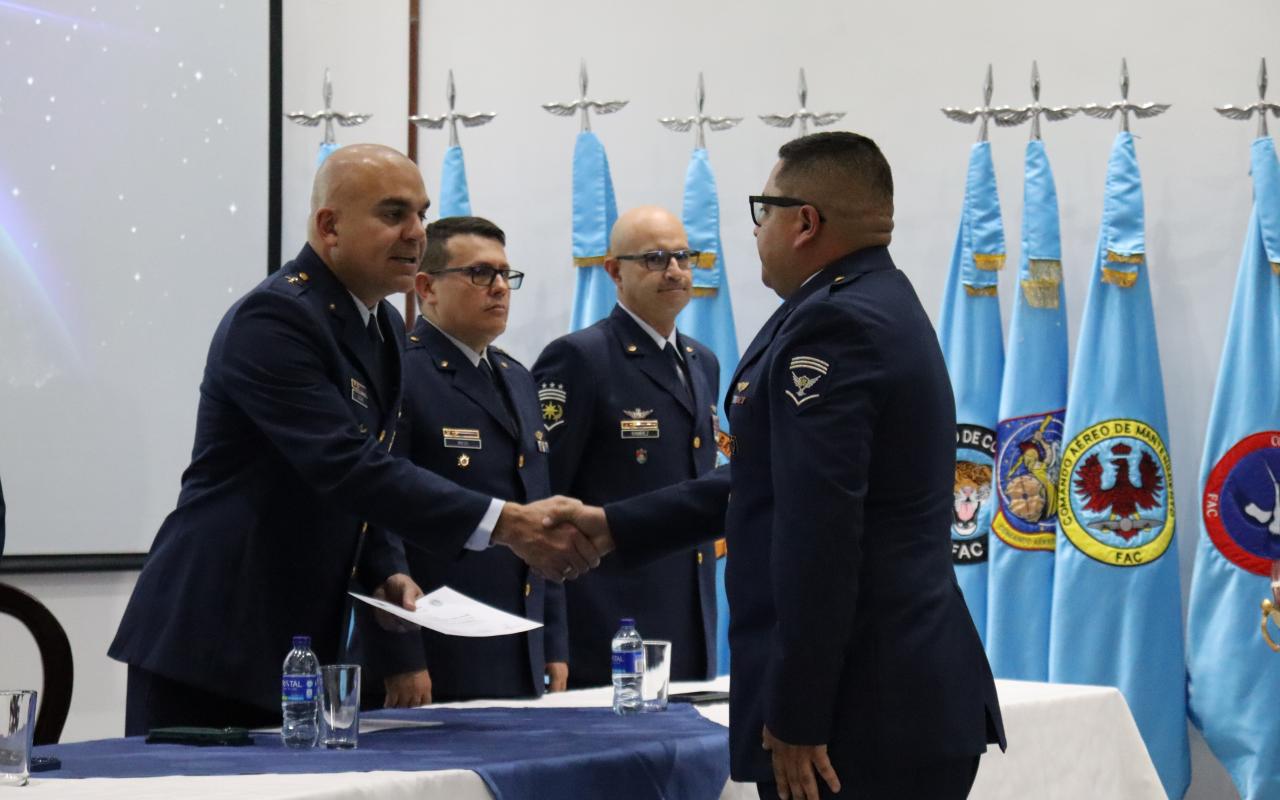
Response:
[35,705,731,800]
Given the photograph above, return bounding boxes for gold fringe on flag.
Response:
[973,253,1006,271]
[1271,261,1279,276]
[1028,258,1062,283]
[1101,267,1139,288]
[1105,250,1143,264]
[694,251,718,270]
[691,287,718,298]
[573,255,607,267]
[1021,279,1060,308]
[964,284,998,297]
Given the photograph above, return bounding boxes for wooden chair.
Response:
[0,582,73,744]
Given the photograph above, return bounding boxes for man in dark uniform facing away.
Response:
[565,133,1006,800]
[533,206,720,687]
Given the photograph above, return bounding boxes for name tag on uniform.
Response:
[442,428,482,449]
[350,378,369,408]
[619,419,660,439]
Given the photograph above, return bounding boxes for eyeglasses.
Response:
[749,195,826,227]
[613,249,701,271]
[430,264,524,289]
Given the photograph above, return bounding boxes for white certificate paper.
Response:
[349,586,543,637]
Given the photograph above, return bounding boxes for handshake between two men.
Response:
[370,496,618,641]
[490,496,614,582]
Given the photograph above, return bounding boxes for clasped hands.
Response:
[491,496,614,581]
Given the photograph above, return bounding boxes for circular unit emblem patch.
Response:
[1202,431,1280,575]
[1057,418,1175,567]
[952,424,997,565]
[992,410,1064,552]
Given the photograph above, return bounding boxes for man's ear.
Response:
[603,256,623,287]
[315,208,339,245]
[794,205,822,248]
[413,271,432,304]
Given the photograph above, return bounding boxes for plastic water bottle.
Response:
[281,635,320,748]
[611,618,646,715]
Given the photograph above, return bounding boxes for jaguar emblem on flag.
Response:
[952,424,997,565]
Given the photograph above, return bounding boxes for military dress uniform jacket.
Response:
[605,247,1006,783]
[384,318,567,699]
[109,245,496,713]
[532,305,719,686]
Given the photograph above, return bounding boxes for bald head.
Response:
[609,206,686,256]
[306,143,429,307]
[605,206,692,337]
[308,144,422,240]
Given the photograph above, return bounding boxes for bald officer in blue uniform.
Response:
[566,133,1005,800]
[375,216,569,703]
[532,206,719,688]
[108,145,598,735]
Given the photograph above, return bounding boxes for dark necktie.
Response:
[365,313,387,402]
[664,342,693,405]
[480,356,519,432]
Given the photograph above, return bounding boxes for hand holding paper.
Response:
[351,586,543,637]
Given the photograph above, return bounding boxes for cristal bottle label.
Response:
[611,651,643,673]
[281,674,318,702]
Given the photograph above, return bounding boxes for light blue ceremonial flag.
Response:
[987,140,1068,680]
[438,145,473,218]
[316,141,338,168]
[569,131,619,332]
[1048,132,1189,799]
[1186,136,1280,800]
[938,141,1006,644]
[674,147,740,676]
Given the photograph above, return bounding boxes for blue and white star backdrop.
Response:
[0,0,267,556]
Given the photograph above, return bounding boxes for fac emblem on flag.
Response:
[993,410,1064,551]
[1187,132,1280,800]
[938,136,1007,642]
[539,382,566,431]
[986,125,1069,682]
[1049,125,1189,798]
[1058,420,1174,566]
[953,425,997,565]
[1204,432,1280,570]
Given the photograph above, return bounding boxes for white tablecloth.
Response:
[23,677,1162,799]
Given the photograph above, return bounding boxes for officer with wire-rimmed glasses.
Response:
[532,206,721,689]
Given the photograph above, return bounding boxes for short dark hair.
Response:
[421,216,506,273]
[776,131,894,204]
